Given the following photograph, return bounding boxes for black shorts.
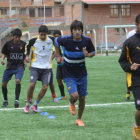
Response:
[30,67,51,85]
[132,86,140,110]
[56,65,63,79]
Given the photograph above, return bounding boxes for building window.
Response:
[38,8,52,17]
[110,4,130,17]
[110,5,119,17]
[121,5,130,17]
[59,6,64,16]
[19,8,26,15]
[0,8,7,15]
[29,8,35,17]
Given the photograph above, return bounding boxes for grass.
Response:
[0,55,136,140]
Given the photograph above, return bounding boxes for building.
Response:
[0,0,64,25]
[63,0,140,50]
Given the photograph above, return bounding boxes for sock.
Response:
[2,86,8,100]
[59,84,65,96]
[26,102,30,106]
[52,93,56,98]
[30,93,33,100]
[34,100,39,106]
[15,84,21,100]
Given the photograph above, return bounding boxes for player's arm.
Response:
[83,38,96,58]
[54,37,63,64]
[1,42,8,65]
[25,38,37,62]
[118,42,132,72]
[1,53,6,65]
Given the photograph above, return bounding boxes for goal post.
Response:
[104,24,135,56]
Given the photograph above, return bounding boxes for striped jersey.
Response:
[26,35,54,69]
[55,35,95,78]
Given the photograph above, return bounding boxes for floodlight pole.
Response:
[9,0,12,18]
[44,4,46,24]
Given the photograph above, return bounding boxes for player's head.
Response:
[70,20,83,41]
[38,25,48,41]
[12,28,22,43]
[53,30,61,38]
[135,14,140,34]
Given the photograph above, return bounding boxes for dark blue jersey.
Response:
[55,35,95,78]
[2,40,26,69]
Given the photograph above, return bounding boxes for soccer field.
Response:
[0,55,135,140]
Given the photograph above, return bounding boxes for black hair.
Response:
[70,20,83,33]
[38,25,48,33]
[12,28,22,37]
[136,14,140,24]
[53,30,61,36]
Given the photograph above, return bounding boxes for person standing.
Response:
[55,20,95,126]
[1,28,26,108]
[24,25,54,114]
[53,30,66,100]
[119,14,140,139]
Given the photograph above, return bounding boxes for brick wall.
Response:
[0,0,9,7]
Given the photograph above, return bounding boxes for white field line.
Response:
[0,102,134,111]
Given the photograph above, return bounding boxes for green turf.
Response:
[0,55,136,140]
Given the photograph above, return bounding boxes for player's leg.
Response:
[64,78,78,116]
[24,67,38,114]
[126,73,131,101]
[32,69,51,112]
[132,86,140,139]
[14,68,24,108]
[56,65,66,100]
[1,69,13,107]
[49,70,58,102]
[125,83,131,101]
[76,76,88,127]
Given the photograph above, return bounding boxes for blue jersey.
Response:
[55,35,95,78]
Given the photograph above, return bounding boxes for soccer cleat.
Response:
[53,98,58,102]
[76,119,85,127]
[125,93,131,101]
[32,105,37,113]
[2,100,8,107]
[14,100,19,108]
[57,96,66,100]
[24,105,30,114]
[69,103,76,116]
[133,125,140,140]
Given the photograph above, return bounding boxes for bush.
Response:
[22,21,28,28]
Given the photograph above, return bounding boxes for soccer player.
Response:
[53,30,66,100]
[26,46,58,103]
[119,14,140,139]
[24,25,54,114]
[1,28,26,108]
[55,20,95,126]
[125,29,136,101]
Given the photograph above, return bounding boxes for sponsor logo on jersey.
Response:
[10,53,23,60]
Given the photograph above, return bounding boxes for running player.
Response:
[53,30,66,100]
[24,25,54,113]
[119,14,140,139]
[1,28,26,108]
[55,20,95,126]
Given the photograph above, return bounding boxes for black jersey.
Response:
[2,40,26,69]
[119,33,140,87]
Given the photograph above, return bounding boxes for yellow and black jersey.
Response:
[119,33,140,87]
[26,35,54,69]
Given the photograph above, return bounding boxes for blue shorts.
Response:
[64,76,88,96]
[2,68,24,83]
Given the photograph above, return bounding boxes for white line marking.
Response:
[0,102,134,111]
